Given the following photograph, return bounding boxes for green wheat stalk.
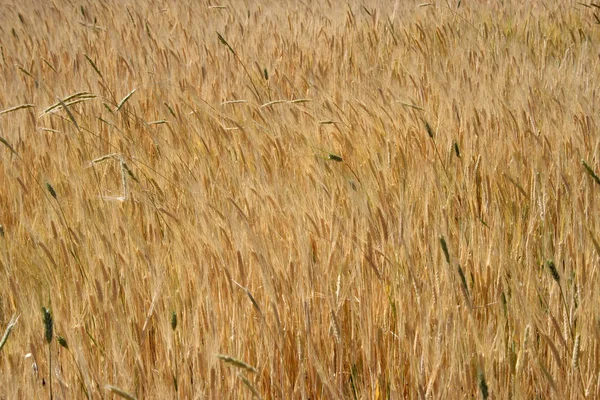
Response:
[440,236,450,264]
[43,307,54,400]
[478,369,489,399]
[217,354,258,373]
[582,159,600,187]
[546,260,574,340]
[171,311,179,392]
[217,32,262,101]
[424,119,451,180]
[84,54,103,79]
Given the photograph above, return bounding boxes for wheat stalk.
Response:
[115,88,137,112]
[42,307,53,400]
[105,385,137,400]
[217,354,258,373]
[0,315,19,352]
[0,104,35,116]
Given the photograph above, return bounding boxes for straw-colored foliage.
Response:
[1,0,600,398]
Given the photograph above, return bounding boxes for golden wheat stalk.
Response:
[105,385,137,400]
[217,354,258,373]
[39,92,96,117]
[0,104,35,116]
[0,315,19,352]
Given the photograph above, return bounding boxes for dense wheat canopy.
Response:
[1,0,600,398]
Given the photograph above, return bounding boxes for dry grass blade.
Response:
[0,315,19,352]
[216,32,236,54]
[39,127,61,134]
[540,331,563,367]
[78,22,107,31]
[239,373,263,400]
[221,100,248,105]
[260,100,287,107]
[116,88,137,111]
[587,229,600,258]
[217,354,258,373]
[396,101,425,110]
[163,102,176,118]
[15,65,34,79]
[502,173,528,198]
[536,357,558,393]
[56,97,80,130]
[84,54,103,79]
[232,280,263,317]
[289,98,312,103]
[425,359,442,397]
[89,153,119,166]
[105,385,137,400]
[43,59,58,73]
[457,265,470,300]
[0,104,35,116]
[0,136,19,156]
[40,92,96,117]
[215,31,262,100]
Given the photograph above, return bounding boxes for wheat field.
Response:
[0,0,599,398]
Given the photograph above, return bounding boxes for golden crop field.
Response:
[1,0,600,398]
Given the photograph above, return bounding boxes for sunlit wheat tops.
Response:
[1,0,600,398]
